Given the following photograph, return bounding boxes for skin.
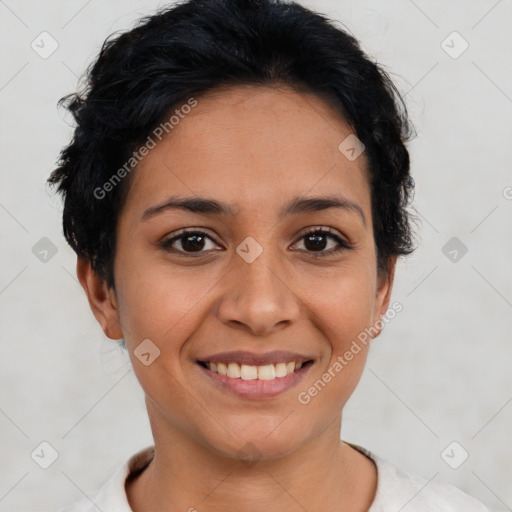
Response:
[77,83,397,512]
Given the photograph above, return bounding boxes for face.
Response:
[79,84,395,461]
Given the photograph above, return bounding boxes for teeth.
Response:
[275,363,287,377]
[258,364,275,380]
[205,361,308,380]
[227,362,241,378]
[240,364,258,380]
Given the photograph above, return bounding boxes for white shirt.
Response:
[59,444,494,511]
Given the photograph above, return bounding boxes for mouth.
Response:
[195,352,315,398]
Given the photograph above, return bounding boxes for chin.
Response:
[202,425,306,464]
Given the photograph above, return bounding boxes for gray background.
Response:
[0,0,511,510]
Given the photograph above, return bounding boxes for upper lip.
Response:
[196,350,314,366]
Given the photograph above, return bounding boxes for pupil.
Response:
[183,234,204,252]
[306,234,326,251]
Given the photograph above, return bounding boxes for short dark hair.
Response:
[47,0,417,290]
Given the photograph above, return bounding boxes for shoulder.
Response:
[351,444,494,512]
[57,445,155,512]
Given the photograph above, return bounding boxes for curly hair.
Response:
[47,0,417,290]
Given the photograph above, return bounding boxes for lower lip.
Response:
[197,362,313,399]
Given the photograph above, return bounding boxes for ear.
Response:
[76,257,123,340]
[371,256,397,339]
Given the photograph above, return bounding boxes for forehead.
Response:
[124,84,371,220]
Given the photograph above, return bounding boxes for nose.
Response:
[216,248,301,337]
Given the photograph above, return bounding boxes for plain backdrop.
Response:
[1,1,511,511]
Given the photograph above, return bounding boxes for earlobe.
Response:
[76,257,123,340]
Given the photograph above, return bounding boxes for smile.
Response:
[196,358,314,399]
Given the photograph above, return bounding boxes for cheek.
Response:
[115,263,215,411]
[113,257,224,401]
[296,261,376,347]
[294,264,375,404]
[115,256,215,340]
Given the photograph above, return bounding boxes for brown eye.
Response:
[161,230,219,254]
[292,228,351,257]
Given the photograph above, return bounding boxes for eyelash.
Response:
[160,227,351,258]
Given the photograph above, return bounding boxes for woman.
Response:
[49,0,493,510]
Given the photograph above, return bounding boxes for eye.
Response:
[160,229,221,255]
[291,227,351,257]
[160,226,351,258]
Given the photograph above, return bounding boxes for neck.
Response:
[126,403,377,512]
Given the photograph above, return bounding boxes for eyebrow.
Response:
[141,193,366,226]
